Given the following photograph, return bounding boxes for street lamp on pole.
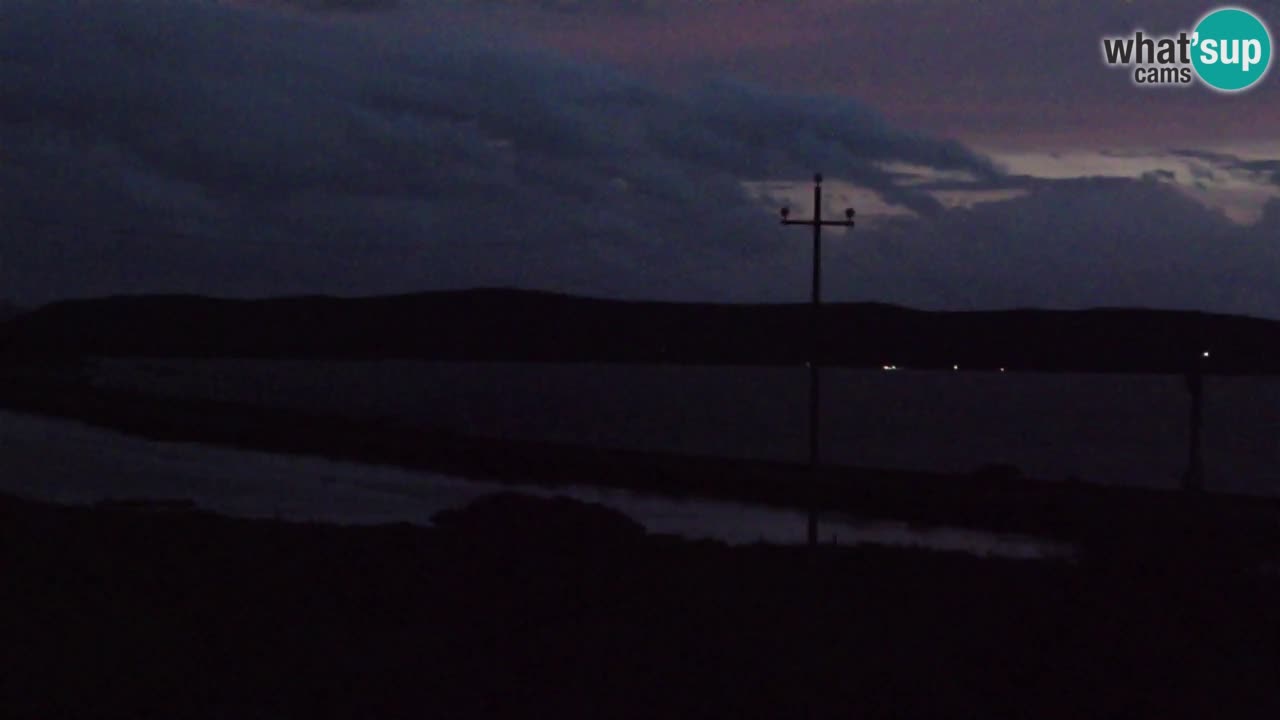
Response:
[780,173,855,548]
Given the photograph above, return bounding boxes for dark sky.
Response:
[4,0,1280,315]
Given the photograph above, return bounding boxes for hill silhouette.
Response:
[3,288,1277,373]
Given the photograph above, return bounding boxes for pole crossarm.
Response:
[781,220,856,226]
[779,173,856,227]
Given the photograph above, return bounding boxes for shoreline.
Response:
[3,365,1280,561]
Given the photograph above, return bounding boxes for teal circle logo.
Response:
[1192,7,1272,91]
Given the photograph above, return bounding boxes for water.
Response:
[0,409,1070,559]
[91,359,1280,495]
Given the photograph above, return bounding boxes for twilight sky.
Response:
[4,0,1280,315]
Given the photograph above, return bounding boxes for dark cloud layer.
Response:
[2,0,1279,317]
[238,0,402,11]
[0,0,992,305]
[500,0,1280,147]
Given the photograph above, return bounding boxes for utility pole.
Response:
[780,173,855,547]
[1183,350,1207,492]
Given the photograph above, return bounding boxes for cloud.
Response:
[836,176,1280,316]
[0,0,997,305]
[503,0,1280,151]
[230,0,401,11]
[1172,148,1280,187]
[1239,160,1280,187]
[3,0,1280,318]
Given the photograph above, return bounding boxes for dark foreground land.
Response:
[2,491,1279,719]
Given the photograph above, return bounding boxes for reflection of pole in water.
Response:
[1183,351,1206,492]
[779,174,856,547]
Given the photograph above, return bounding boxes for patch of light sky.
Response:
[750,141,1280,226]
[743,172,1026,227]
[981,142,1280,224]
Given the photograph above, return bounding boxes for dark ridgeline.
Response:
[3,288,1280,374]
[0,300,22,324]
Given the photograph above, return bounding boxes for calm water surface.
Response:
[0,409,1070,559]
[92,359,1280,495]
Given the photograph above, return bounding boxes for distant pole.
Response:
[780,174,855,547]
[1183,351,1207,492]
